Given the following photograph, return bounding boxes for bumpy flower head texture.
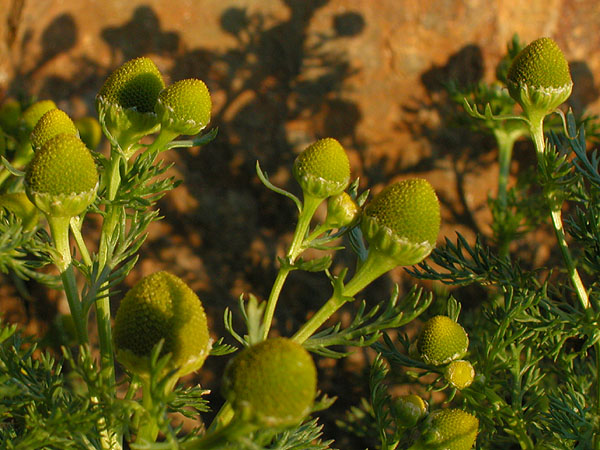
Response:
[96,57,165,148]
[155,79,212,135]
[113,271,211,378]
[444,360,475,390]
[30,109,79,149]
[25,134,98,218]
[293,138,350,199]
[417,409,479,450]
[361,179,440,267]
[223,337,317,427]
[507,37,572,117]
[418,316,468,366]
[21,100,57,132]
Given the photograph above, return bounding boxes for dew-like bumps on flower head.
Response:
[26,134,98,197]
[113,271,210,378]
[417,315,468,366]
[292,138,350,198]
[361,179,440,266]
[420,409,479,450]
[98,57,165,113]
[156,79,212,135]
[507,37,571,90]
[222,337,317,427]
[30,109,79,149]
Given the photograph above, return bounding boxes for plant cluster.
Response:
[0,33,599,450]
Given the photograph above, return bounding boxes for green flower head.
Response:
[507,37,572,118]
[21,100,57,132]
[155,79,212,135]
[223,337,317,427]
[113,271,211,379]
[361,178,440,266]
[30,109,79,150]
[25,134,98,218]
[417,315,468,366]
[417,409,479,450]
[293,138,350,199]
[444,360,475,390]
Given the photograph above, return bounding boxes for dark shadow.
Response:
[568,60,600,114]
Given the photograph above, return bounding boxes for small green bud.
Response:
[0,192,40,231]
[507,37,572,118]
[417,409,478,450]
[113,271,211,378]
[324,191,359,229]
[361,179,440,267]
[223,337,317,427]
[444,360,475,390]
[293,138,350,199]
[25,134,98,218]
[30,109,79,150]
[74,117,102,150]
[155,79,212,135]
[417,316,468,366]
[392,394,428,428]
[21,100,57,132]
[96,57,165,150]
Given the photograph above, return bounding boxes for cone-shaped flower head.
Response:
[293,138,350,199]
[417,316,468,366]
[113,271,211,379]
[361,179,440,267]
[96,57,165,150]
[25,134,98,218]
[155,79,212,135]
[507,37,572,119]
[392,394,428,428]
[324,191,359,229]
[416,409,478,450]
[74,117,102,150]
[444,360,475,390]
[30,109,79,150]
[21,100,57,132]
[223,337,317,427]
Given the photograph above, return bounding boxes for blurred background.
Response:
[1,0,600,447]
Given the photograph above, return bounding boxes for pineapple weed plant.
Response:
[0,34,598,450]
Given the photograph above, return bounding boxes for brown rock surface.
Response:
[1,0,600,447]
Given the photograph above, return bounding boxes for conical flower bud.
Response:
[361,179,440,267]
[222,337,317,427]
[155,79,211,135]
[507,37,572,119]
[324,191,359,229]
[293,138,350,199]
[25,134,98,218]
[417,316,468,366]
[393,394,428,428]
[417,409,478,450]
[113,271,211,378]
[21,100,57,132]
[444,360,475,390]
[96,57,165,150]
[30,109,79,150]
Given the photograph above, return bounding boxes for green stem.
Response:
[144,128,178,155]
[261,194,323,341]
[47,215,88,344]
[292,249,396,344]
[70,216,92,267]
[528,116,589,310]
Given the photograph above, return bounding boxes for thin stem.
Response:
[261,194,323,341]
[47,214,88,344]
[528,116,589,310]
[70,216,92,267]
[292,249,396,344]
[144,128,178,155]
